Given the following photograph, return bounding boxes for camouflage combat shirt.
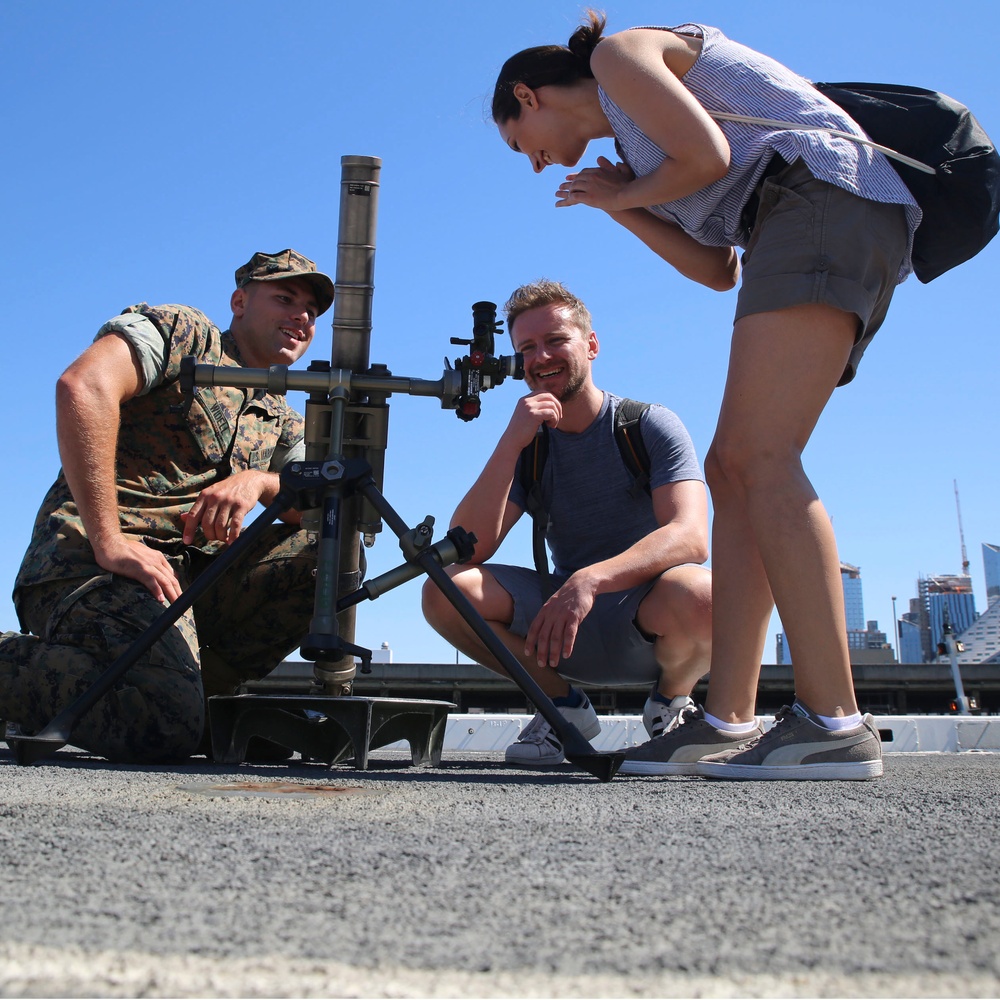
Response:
[14,303,305,598]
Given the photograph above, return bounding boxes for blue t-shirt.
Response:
[508,393,703,576]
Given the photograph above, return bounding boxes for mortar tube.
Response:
[318,154,381,694]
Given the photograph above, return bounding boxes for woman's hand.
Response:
[556,155,635,210]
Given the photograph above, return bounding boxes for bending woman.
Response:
[492,14,920,779]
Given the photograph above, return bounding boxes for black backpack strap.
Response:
[613,398,652,499]
[518,401,652,580]
[519,428,552,582]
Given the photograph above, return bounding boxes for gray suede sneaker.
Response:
[619,705,764,776]
[696,702,883,780]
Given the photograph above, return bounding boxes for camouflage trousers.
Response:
[3,525,316,763]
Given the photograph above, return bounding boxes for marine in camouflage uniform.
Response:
[0,250,334,763]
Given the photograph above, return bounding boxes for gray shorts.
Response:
[736,158,909,386]
[487,563,658,686]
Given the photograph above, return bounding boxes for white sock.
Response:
[818,712,863,731]
[704,711,758,735]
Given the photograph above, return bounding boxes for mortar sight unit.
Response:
[446,301,524,421]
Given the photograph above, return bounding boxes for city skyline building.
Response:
[920,574,977,660]
[771,541,999,666]
[841,563,865,631]
[847,620,889,651]
[847,619,894,662]
[951,601,1000,663]
[775,632,788,666]
[984,543,1000,607]
[947,545,1000,663]
[899,615,923,664]
[776,617,894,665]
[775,562,893,664]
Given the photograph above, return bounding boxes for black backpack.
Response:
[710,83,1000,283]
[518,398,652,582]
[816,82,1000,283]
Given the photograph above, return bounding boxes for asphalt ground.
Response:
[0,746,998,999]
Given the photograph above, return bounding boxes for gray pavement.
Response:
[1,746,998,998]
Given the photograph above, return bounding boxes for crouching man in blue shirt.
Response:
[422,280,712,767]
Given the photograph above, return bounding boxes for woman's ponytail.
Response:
[492,9,607,123]
[567,9,607,67]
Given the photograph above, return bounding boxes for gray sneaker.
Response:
[504,692,602,767]
[619,705,764,776]
[696,702,883,780]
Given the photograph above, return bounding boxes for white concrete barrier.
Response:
[428,714,1000,754]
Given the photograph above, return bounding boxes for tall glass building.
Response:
[984,543,1000,607]
[921,574,977,657]
[899,617,923,664]
[775,562,872,664]
[841,563,865,632]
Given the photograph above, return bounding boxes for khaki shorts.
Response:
[736,158,909,385]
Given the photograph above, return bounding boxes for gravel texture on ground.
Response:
[1,749,997,998]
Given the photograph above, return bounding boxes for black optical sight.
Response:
[447,301,524,421]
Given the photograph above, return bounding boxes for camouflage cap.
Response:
[235,249,335,317]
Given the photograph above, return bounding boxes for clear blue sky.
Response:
[1,0,997,664]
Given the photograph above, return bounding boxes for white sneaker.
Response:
[504,692,602,767]
[642,694,695,739]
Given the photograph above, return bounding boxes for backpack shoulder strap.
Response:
[613,398,652,497]
[707,107,936,175]
[519,428,551,581]
[518,400,653,579]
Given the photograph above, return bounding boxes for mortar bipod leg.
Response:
[354,479,624,782]
[11,487,298,765]
[418,555,624,782]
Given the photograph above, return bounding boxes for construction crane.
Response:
[954,479,970,576]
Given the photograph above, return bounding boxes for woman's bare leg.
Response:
[704,303,858,722]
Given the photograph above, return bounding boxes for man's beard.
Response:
[553,365,588,402]
[527,357,588,401]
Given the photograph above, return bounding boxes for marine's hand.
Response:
[556,156,635,210]
[505,393,562,450]
[524,572,597,669]
[94,535,183,604]
[182,471,268,546]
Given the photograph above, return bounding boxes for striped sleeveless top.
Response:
[598,23,921,280]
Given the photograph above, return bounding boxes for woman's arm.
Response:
[558,30,740,290]
[563,153,739,288]
[608,200,739,290]
[559,28,731,212]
